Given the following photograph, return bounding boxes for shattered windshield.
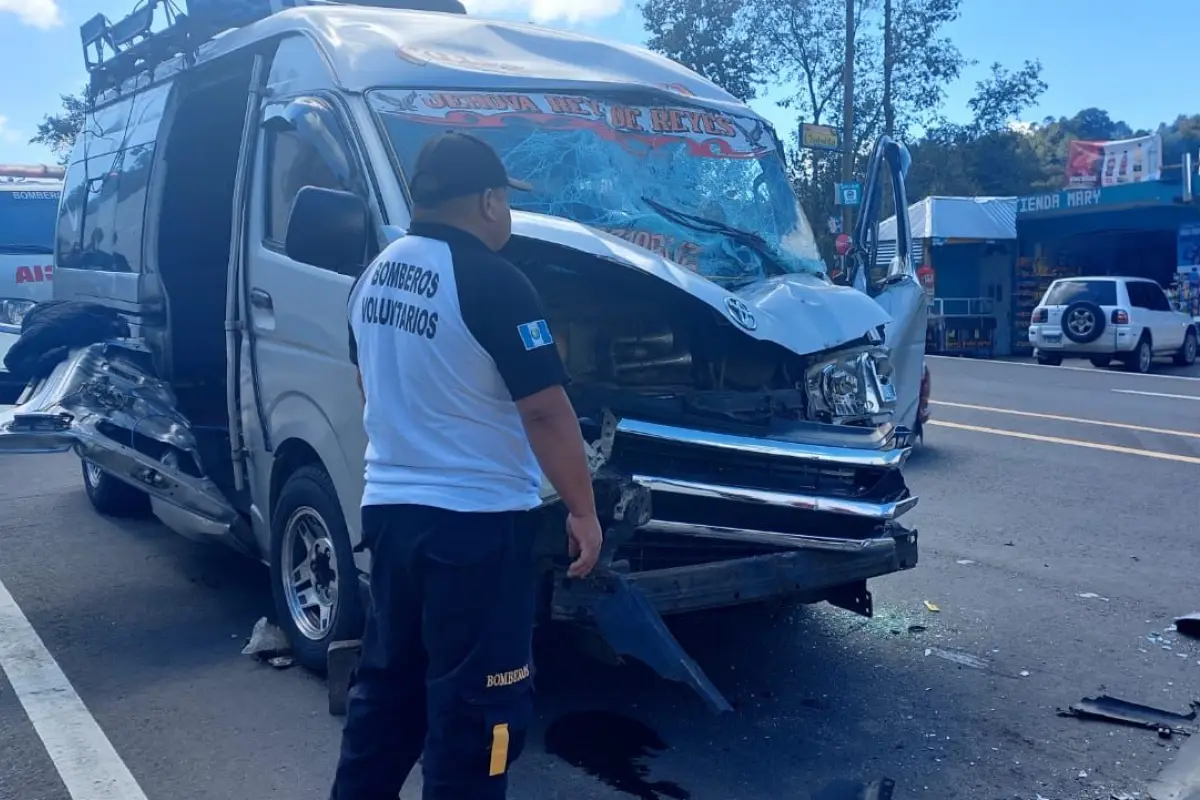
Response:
[369,89,825,284]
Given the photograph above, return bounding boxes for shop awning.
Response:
[879,196,1018,242]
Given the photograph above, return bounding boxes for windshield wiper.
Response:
[0,244,53,255]
[640,196,790,277]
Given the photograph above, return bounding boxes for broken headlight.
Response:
[804,347,897,424]
[0,298,34,328]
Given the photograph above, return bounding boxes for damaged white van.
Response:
[0,0,926,710]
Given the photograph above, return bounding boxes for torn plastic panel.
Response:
[0,341,241,533]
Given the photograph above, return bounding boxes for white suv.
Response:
[1028,276,1198,373]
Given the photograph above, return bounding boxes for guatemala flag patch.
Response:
[517,319,553,350]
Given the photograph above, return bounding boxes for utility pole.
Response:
[841,0,855,238]
[883,0,894,138]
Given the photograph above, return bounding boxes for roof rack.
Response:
[80,0,198,97]
[81,0,467,97]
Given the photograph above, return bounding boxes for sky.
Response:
[0,0,1195,165]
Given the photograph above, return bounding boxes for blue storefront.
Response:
[1012,181,1200,354]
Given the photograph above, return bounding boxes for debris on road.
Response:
[267,655,296,670]
[923,600,940,613]
[907,624,927,634]
[1059,695,1200,736]
[955,559,975,565]
[1019,670,1031,677]
[925,647,989,670]
[1175,613,1200,639]
[1078,592,1110,601]
[241,617,290,661]
[812,777,896,800]
[1148,725,1200,800]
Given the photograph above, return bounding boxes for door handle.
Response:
[250,288,273,311]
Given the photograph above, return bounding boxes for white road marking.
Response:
[0,575,149,800]
[931,400,1200,440]
[928,420,1200,465]
[1113,389,1200,402]
[927,355,1200,382]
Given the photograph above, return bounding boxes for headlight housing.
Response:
[0,299,35,328]
[804,347,897,424]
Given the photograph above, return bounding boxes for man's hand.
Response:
[566,512,603,578]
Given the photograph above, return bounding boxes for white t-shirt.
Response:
[347,222,566,512]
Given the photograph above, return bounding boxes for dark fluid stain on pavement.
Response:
[544,710,690,799]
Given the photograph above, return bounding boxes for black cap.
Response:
[408,132,532,207]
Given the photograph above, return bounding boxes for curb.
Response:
[1149,734,1200,800]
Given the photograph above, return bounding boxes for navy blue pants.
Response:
[330,504,537,800]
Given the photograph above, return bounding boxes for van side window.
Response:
[63,144,155,273]
[264,129,348,247]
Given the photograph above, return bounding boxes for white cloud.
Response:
[1008,120,1037,136]
[0,0,62,28]
[0,116,22,145]
[463,0,623,25]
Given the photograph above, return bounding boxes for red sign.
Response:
[14,264,52,283]
[1065,134,1162,188]
[917,265,935,296]
[834,234,852,256]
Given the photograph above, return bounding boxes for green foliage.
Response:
[29,90,92,165]
[640,0,764,101]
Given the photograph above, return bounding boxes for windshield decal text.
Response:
[596,226,700,269]
[390,91,767,161]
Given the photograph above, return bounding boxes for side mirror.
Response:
[285,187,368,274]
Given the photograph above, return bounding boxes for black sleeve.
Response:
[347,321,358,366]
[459,256,567,402]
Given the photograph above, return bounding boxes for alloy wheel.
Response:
[280,506,340,641]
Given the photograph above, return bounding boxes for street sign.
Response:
[835,181,862,207]
[800,123,841,151]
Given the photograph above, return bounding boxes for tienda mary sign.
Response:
[1065,134,1162,189]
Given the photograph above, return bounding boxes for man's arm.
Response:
[461,258,602,577]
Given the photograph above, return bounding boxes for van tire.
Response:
[81,459,151,518]
[269,464,365,675]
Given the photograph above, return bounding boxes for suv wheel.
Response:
[1125,335,1153,374]
[269,464,365,674]
[81,458,151,517]
[1174,329,1198,367]
[1090,356,1111,369]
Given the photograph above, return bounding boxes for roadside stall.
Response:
[1014,133,1200,353]
[878,196,1018,356]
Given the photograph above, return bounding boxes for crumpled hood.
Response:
[386,211,892,358]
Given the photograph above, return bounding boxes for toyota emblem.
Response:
[724,297,758,331]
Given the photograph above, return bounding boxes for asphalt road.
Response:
[3,355,1200,800]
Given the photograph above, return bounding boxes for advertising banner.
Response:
[1065,134,1162,189]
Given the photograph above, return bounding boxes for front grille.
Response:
[610,434,899,501]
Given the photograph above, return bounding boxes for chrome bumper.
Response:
[615,417,917,544]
